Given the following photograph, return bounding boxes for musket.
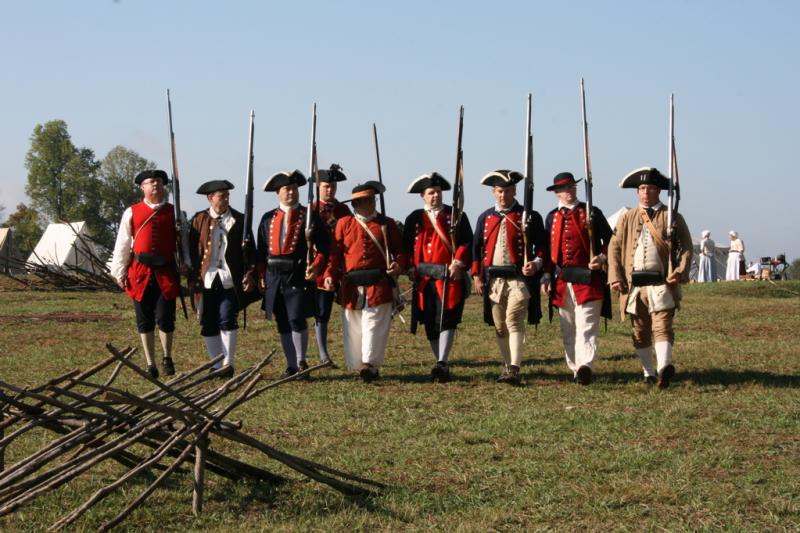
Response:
[372,123,405,322]
[371,123,387,217]
[580,78,596,258]
[522,93,534,263]
[241,109,255,329]
[439,106,465,331]
[667,93,681,272]
[306,104,319,276]
[166,89,189,320]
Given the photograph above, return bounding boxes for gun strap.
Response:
[131,205,163,245]
[426,210,455,256]
[638,207,670,261]
[354,217,387,262]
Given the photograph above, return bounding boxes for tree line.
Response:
[1,120,156,256]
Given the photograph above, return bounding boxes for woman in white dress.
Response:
[725,230,745,280]
[697,230,717,282]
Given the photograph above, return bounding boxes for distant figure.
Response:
[726,231,745,281]
[697,230,717,282]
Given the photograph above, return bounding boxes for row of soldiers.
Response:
[109,164,692,388]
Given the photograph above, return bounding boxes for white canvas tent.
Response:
[606,206,629,231]
[27,221,97,270]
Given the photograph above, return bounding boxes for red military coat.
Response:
[403,206,472,311]
[544,203,612,307]
[471,207,544,276]
[126,201,180,302]
[312,199,351,288]
[325,213,406,309]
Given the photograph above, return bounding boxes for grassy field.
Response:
[0,280,798,532]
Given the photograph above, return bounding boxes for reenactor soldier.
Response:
[310,164,351,366]
[403,172,472,382]
[541,172,613,384]
[110,169,180,379]
[256,170,329,378]
[189,179,259,377]
[323,181,406,382]
[607,167,692,388]
[471,170,547,385]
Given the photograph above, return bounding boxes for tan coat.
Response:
[608,206,692,318]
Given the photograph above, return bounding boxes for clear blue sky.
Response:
[1,1,798,262]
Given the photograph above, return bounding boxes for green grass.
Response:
[1,280,799,531]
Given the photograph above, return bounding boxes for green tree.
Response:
[24,120,108,245]
[98,145,156,241]
[787,258,800,280]
[1,203,44,257]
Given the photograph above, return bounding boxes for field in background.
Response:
[0,281,798,531]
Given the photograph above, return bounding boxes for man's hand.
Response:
[386,261,401,277]
[242,271,256,293]
[304,266,318,282]
[665,271,680,285]
[116,276,127,290]
[323,276,334,291]
[588,254,606,271]
[540,278,551,295]
[522,261,539,277]
[611,280,628,293]
[449,262,464,281]
[473,275,484,296]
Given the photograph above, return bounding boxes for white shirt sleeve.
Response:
[109,207,134,284]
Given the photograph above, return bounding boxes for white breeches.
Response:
[342,302,393,369]
[558,283,602,374]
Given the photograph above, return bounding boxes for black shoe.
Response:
[280,367,298,379]
[498,365,521,386]
[431,362,451,383]
[657,364,675,389]
[644,375,657,385]
[359,364,379,383]
[147,365,159,380]
[217,365,234,379]
[576,365,592,385]
[297,360,311,381]
[162,357,175,376]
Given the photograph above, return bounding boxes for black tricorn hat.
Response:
[311,164,347,183]
[196,179,234,195]
[351,180,386,200]
[135,169,169,185]
[546,172,583,191]
[480,169,523,187]
[263,169,307,192]
[619,167,671,189]
[407,172,451,194]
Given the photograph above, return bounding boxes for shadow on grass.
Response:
[680,368,800,388]
[600,352,638,362]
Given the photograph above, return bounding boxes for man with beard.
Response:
[323,181,406,382]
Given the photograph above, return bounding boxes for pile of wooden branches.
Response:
[1,255,119,292]
[0,344,382,531]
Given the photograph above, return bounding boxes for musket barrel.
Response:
[372,123,387,217]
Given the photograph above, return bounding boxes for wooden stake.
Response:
[192,434,207,515]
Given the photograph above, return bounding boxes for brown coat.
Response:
[189,208,259,307]
[607,205,692,316]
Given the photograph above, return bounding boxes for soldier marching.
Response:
[107,92,691,391]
